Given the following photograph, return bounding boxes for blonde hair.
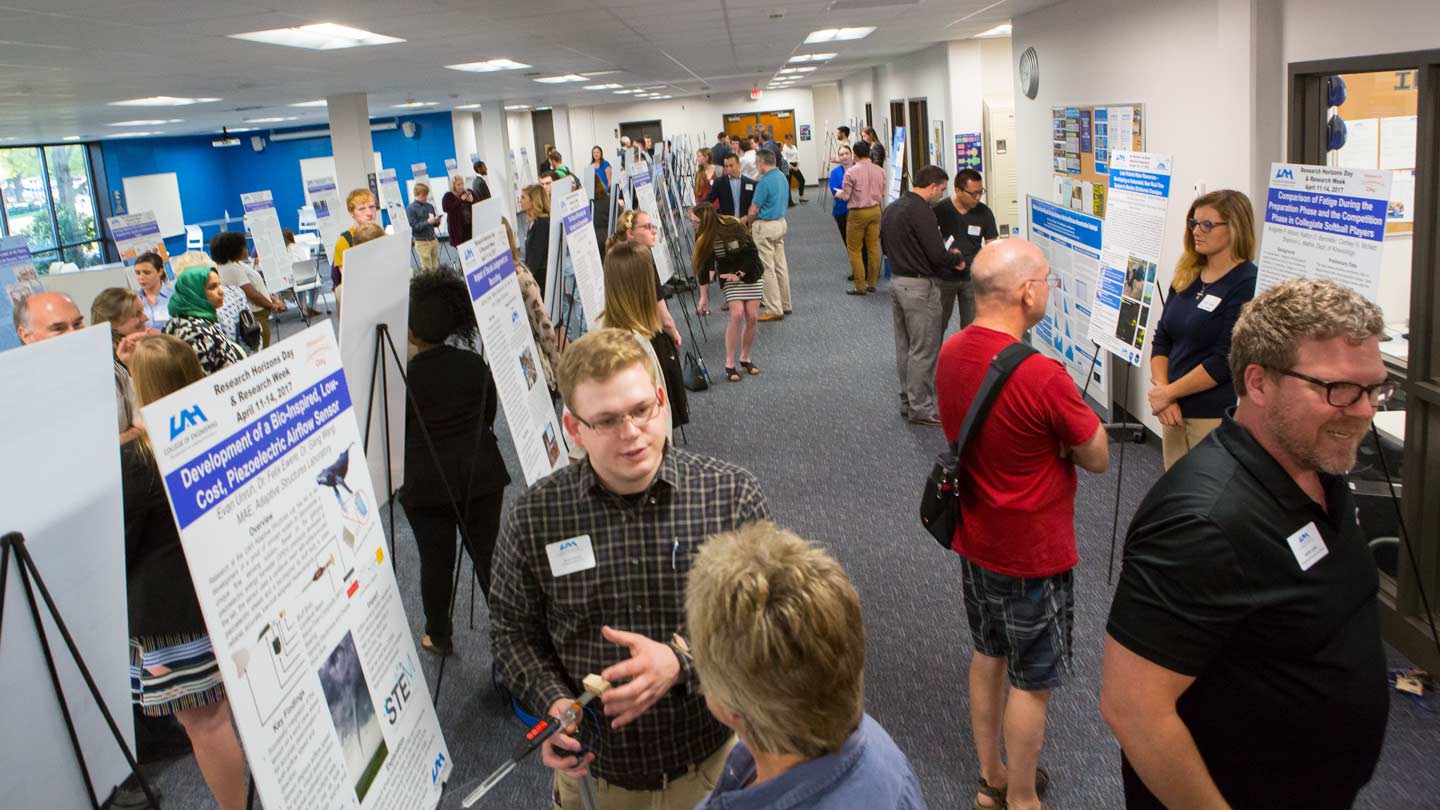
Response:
[414,182,430,196]
[350,223,386,245]
[686,522,865,757]
[91,287,143,347]
[1229,278,1383,396]
[1172,189,1255,292]
[600,242,662,337]
[501,217,522,263]
[557,328,656,411]
[521,184,550,218]
[130,333,205,408]
[346,188,375,212]
[450,175,466,194]
[606,209,642,254]
[170,250,216,273]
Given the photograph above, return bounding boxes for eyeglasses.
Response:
[1274,368,1397,408]
[961,186,985,197]
[575,398,661,434]
[1188,218,1228,234]
[1025,272,1062,289]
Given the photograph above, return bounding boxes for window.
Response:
[0,144,104,271]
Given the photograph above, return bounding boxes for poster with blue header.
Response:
[1087,150,1172,367]
[139,323,452,810]
[1256,163,1390,302]
[1026,196,1110,419]
[0,236,41,351]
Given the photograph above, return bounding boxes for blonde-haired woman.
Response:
[502,217,562,388]
[600,241,687,432]
[519,183,551,291]
[690,202,763,381]
[125,333,248,810]
[1148,189,1258,468]
[91,286,151,442]
[605,209,683,350]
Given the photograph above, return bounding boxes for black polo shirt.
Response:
[933,198,998,277]
[1107,415,1387,809]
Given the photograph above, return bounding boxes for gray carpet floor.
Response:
[139,197,1438,809]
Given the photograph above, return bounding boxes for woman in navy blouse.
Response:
[1148,189,1258,469]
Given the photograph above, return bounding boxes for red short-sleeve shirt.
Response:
[935,326,1101,577]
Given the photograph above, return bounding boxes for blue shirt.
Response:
[752,168,789,220]
[829,165,849,216]
[593,160,612,191]
[141,285,173,330]
[696,715,927,810]
[1151,260,1258,419]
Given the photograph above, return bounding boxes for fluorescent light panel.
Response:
[243,116,296,123]
[584,83,622,90]
[289,99,328,107]
[111,131,159,138]
[228,22,403,50]
[533,74,587,84]
[110,96,219,107]
[107,119,181,126]
[505,105,531,111]
[454,104,481,110]
[804,26,875,43]
[974,23,1011,38]
[789,53,836,63]
[446,58,530,72]
[392,101,436,108]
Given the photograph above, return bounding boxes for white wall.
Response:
[506,110,537,183]
[838,68,878,130]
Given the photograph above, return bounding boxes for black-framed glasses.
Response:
[1274,368,1397,408]
[1188,218,1228,234]
[962,185,985,197]
[574,398,661,434]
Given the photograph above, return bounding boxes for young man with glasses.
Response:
[489,329,771,810]
[933,168,999,333]
[1103,278,1391,810]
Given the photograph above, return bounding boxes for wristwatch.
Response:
[668,634,695,689]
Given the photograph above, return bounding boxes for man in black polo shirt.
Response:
[933,168,998,333]
[1101,278,1393,810]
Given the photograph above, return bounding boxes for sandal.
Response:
[739,360,760,375]
[725,367,742,382]
[974,778,1006,810]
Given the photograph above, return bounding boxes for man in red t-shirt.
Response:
[935,239,1109,810]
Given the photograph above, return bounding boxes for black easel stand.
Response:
[363,324,402,569]
[0,532,162,810]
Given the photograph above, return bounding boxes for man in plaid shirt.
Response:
[490,328,772,809]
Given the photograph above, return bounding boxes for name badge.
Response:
[1197,294,1223,312]
[1285,521,1329,571]
[546,535,597,578]
[967,224,982,237]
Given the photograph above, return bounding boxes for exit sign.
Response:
[751,88,762,100]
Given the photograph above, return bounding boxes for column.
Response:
[327,93,375,200]
[477,102,516,221]
[451,111,479,182]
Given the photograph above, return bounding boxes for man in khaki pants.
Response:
[406,183,442,272]
[836,141,886,295]
[746,150,793,321]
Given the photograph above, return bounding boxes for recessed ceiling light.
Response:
[804,26,875,43]
[392,101,436,108]
[789,53,837,63]
[106,119,181,126]
[61,135,82,141]
[289,100,328,108]
[533,74,587,84]
[110,96,220,107]
[446,58,531,72]
[614,89,640,94]
[581,70,621,77]
[505,104,531,111]
[111,131,158,138]
[974,23,1012,38]
[228,22,403,50]
[243,116,297,123]
[454,104,481,110]
[584,83,623,90]
[655,95,672,100]
[794,66,817,72]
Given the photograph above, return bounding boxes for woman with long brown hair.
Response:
[600,241,688,432]
[691,202,763,381]
[694,147,714,203]
[605,208,683,349]
[519,183,552,292]
[1148,189,1258,468]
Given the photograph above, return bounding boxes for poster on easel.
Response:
[1026,196,1110,420]
[140,324,451,810]
[376,169,409,239]
[886,126,906,204]
[553,186,606,330]
[306,176,349,262]
[1256,163,1390,302]
[1,236,42,351]
[242,190,293,293]
[106,211,164,260]
[460,227,568,485]
[631,161,675,283]
[1086,151,1172,367]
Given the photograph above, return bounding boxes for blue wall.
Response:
[99,111,457,254]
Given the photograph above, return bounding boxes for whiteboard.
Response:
[121,172,185,237]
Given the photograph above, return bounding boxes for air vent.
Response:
[828,0,916,9]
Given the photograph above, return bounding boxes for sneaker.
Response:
[867,285,876,292]
[908,416,943,427]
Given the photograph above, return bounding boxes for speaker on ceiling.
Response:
[401,121,418,139]
[250,135,266,153]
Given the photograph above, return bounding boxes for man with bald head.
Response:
[936,239,1109,810]
[14,290,85,344]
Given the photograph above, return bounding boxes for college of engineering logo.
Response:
[1275,167,1295,180]
[169,404,208,439]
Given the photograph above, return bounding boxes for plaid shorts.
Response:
[960,558,1074,691]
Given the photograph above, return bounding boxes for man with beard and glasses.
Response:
[1101,278,1393,810]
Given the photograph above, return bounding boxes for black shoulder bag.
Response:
[919,342,1038,549]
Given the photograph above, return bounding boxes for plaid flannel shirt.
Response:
[489,446,772,788]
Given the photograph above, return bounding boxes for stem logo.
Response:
[168,405,208,439]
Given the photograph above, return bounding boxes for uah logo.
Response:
[169,405,207,439]
[559,539,578,552]
[1275,167,1295,180]
[431,751,447,785]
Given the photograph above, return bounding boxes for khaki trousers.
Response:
[846,205,882,291]
[414,238,439,272]
[753,218,791,314]
[1161,417,1222,470]
[552,736,735,810]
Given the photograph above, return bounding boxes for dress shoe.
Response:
[846,289,866,296]
[908,416,943,426]
[757,312,784,322]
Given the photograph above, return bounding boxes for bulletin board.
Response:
[1332,70,1418,234]
[1050,103,1144,218]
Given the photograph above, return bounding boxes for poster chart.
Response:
[1086,151,1172,367]
[886,126,907,204]
[460,226,569,485]
[955,133,983,174]
[242,191,293,293]
[1,327,131,809]
[376,169,409,239]
[140,325,451,810]
[407,163,429,209]
[1,236,41,351]
[553,186,606,330]
[1027,196,1111,419]
[306,176,349,261]
[631,161,675,283]
[106,211,164,260]
[1257,163,1391,302]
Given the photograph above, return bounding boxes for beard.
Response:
[1266,405,1370,475]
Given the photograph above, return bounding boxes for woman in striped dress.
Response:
[126,334,247,810]
[691,202,764,381]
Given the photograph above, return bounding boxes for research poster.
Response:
[554,186,606,330]
[955,133,983,174]
[140,325,451,810]
[306,176,349,260]
[242,191,293,294]
[377,169,409,239]
[1,236,41,351]
[631,161,674,283]
[1256,163,1391,301]
[106,211,164,260]
[887,126,906,203]
[1087,151,1172,367]
[1027,196,1110,418]
[460,226,568,485]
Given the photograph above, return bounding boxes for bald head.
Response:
[15,291,84,344]
[972,240,1048,304]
